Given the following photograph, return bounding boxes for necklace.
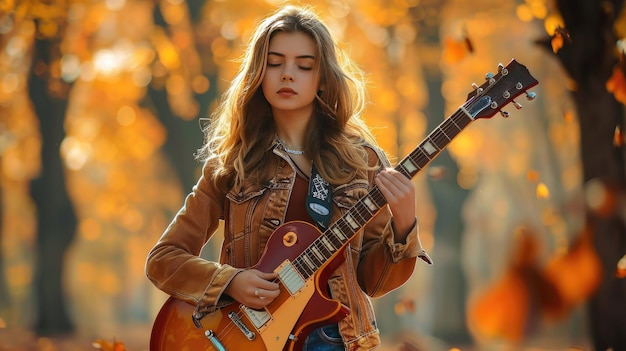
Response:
[277,136,305,155]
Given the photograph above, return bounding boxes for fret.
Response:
[302,255,315,271]
[422,139,438,156]
[446,115,464,132]
[314,240,332,258]
[331,226,348,241]
[451,112,472,129]
[410,147,432,167]
[370,188,387,208]
[431,127,453,149]
[307,248,325,266]
[337,221,354,239]
[401,158,419,175]
[320,235,336,252]
[344,214,359,230]
[363,196,379,213]
[438,126,453,142]
[326,234,341,250]
[351,204,369,226]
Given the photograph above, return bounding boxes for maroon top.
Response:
[285,172,316,225]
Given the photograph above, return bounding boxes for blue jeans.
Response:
[302,324,344,351]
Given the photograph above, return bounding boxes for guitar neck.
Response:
[294,107,475,279]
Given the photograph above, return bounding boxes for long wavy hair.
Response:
[198,5,379,193]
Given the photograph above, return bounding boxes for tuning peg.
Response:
[513,100,523,109]
[485,72,494,79]
[525,91,537,100]
[471,83,484,94]
[500,110,510,118]
[497,63,505,72]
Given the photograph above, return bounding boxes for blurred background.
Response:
[1,0,626,350]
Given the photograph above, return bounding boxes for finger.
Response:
[376,173,402,203]
[257,271,278,280]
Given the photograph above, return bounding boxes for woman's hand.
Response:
[225,269,280,309]
[374,168,416,242]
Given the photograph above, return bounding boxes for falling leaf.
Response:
[551,25,572,53]
[617,254,626,278]
[606,65,626,105]
[536,182,550,199]
[442,34,474,64]
[562,109,574,123]
[394,298,416,315]
[615,125,624,147]
[527,169,540,182]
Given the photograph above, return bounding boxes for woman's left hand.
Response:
[374,168,416,242]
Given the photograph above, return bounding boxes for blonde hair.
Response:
[198,5,378,193]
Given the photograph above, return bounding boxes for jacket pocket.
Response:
[226,182,267,204]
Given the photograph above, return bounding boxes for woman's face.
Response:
[261,31,321,118]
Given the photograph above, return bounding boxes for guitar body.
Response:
[150,221,349,351]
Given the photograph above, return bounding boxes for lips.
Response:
[277,87,296,94]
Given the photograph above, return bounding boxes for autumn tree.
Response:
[542,0,626,349]
[27,6,76,336]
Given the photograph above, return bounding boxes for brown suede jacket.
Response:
[145,141,432,350]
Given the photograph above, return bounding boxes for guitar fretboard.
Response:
[292,107,475,280]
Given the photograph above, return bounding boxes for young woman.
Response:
[146,5,431,350]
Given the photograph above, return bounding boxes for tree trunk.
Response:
[418,1,472,344]
[28,26,76,336]
[549,0,626,349]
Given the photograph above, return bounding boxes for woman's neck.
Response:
[273,110,311,148]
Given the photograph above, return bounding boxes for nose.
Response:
[281,72,294,82]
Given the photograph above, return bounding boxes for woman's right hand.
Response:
[225,269,280,309]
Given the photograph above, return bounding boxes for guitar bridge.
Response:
[228,311,256,340]
[240,306,272,330]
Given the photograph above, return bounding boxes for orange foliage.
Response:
[467,266,532,342]
[468,226,601,343]
[468,229,547,342]
[542,226,602,319]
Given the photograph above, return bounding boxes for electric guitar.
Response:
[149,59,538,351]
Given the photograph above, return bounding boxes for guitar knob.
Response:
[500,110,510,118]
[525,91,537,100]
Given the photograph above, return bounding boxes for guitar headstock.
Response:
[465,59,538,120]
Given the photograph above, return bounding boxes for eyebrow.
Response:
[268,51,316,60]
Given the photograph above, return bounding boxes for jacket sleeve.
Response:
[356,146,432,298]
[145,160,242,315]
